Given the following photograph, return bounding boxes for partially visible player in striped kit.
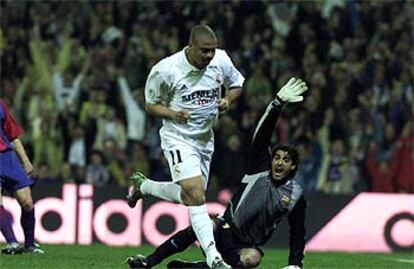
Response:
[126,78,308,269]
[0,99,43,254]
[127,24,244,269]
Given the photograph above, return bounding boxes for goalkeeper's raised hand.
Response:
[276,77,308,103]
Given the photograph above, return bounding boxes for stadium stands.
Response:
[1,1,412,194]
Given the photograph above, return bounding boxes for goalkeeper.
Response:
[127,78,308,269]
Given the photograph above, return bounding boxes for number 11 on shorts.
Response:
[169,150,182,165]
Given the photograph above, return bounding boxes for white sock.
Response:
[141,179,183,204]
[188,205,221,266]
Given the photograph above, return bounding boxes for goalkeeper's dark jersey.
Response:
[222,100,306,266]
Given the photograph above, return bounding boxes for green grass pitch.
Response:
[1,244,413,268]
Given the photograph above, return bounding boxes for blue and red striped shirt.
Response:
[0,100,23,152]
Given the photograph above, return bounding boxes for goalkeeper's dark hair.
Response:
[271,144,300,177]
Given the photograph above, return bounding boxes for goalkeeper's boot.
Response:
[167,259,209,268]
[126,254,151,268]
[1,242,24,255]
[24,243,44,254]
[126,172,148,208]
[210,257,232,269]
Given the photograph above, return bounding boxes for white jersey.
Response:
[145,47,244,139]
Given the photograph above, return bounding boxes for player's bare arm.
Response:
[145,103,189,124]
[218,87,242,114]
[11,138,35,177]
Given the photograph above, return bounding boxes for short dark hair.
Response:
[271,144,300,177]
[189,25,216,45]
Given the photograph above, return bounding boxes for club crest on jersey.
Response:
[281,195,290,205]
[173,164,181,176]
[215,74,223,84]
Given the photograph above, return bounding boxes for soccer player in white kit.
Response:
[127,25,244,269]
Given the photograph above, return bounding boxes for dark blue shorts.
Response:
[0,150,34,193]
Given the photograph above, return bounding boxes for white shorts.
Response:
[160,127,214,189]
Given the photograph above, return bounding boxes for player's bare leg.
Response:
[239,248,262,268]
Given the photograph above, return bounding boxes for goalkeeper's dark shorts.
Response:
[213,217,264,267]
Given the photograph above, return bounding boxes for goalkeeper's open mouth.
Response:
[272,167,288,180]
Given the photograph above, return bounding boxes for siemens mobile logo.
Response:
[182,88,220,105]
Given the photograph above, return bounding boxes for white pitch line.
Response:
[395,258,414,264]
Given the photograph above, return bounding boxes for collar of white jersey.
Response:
[181,46,205,74]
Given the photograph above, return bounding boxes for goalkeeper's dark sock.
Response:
[167,259,209,268]
[146,226,197,266]
[0,205,18,243]
[21,208,35,247]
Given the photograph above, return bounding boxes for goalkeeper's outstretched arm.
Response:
[245,78,308,175]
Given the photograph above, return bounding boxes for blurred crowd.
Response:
[1,0,413,194]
